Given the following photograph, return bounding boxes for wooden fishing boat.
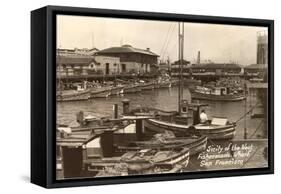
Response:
[144,118,191,135]
[125,148,190,174]
[110,86,124,95]
[86,147,190,176]
[144,117,236,140]
[115,134,207,156]
[140,82,155,90]
[193,117,236,140]
[56,89,91,102]
[190,86,245,101]
[90,88,111,98]
[123,84,142,93]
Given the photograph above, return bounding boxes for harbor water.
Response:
[57,86,267,140]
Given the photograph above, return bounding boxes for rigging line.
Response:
[241,146,260,168]
[160,23,173,59]
[162,23,176,60]
[249,119,264,139]
[234,101,260,123]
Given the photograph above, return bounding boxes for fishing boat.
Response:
[140,82,155,90]
[144,113,236,140]
[115,132,207,156]
[56,89,91,102]
[193,117,236,139]
[110,85,124,95]
[190,86,245,101]
[123,84,142,93]
[86,147,190,176]
[90,88,111,98]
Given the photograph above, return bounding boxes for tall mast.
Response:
[178,22,184,113]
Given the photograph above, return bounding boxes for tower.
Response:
[257,31,268,64]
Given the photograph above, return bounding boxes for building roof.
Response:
[97,45,159,57]
[57,47,99,56]
[191,63,241,69]
[57,55,95,65]
[244,64,267,69]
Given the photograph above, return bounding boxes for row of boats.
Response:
[57,80,246,102]
[57,80,172,102]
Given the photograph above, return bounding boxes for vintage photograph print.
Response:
[56,15,269,180]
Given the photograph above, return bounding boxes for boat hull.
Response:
[190,90,245,101]
[141,83,155,90]
[123,85,142,93]
[115,136,207,156]
[144,119,236,140]
[57,90,91,102]
[90,89,111,98]
[144,119,191,135]
[87,148,190,176]
[194,123,236,140]
[110,86,124,95]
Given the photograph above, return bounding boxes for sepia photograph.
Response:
[55,14,269,180]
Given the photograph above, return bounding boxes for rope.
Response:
[234,101,260,123]
[160,23,173,58]
[162,24,176,60]
[249,119,264,139]
[241,146,260,168]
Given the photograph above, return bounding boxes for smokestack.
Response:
[197,51,201,65]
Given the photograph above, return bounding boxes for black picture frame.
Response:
[31,5,274,188]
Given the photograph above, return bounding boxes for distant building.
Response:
[171,60,191,77]
[190,63,242,75]
[56,55,120,77]
[90,55,120,75]
[244,63,267,77]
[96,44,159,74]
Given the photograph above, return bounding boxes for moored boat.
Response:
[86,147,190,176]
[115,133,207,156]
[190,86,245,101]
[144,116,236,140]
[56,89,91,102]
[90,88,111,98]
[193,117,236,140]
[123,84,142,93]
[140,82,155,90]
[110,86,124,95]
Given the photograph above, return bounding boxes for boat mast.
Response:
[178,22,184,113]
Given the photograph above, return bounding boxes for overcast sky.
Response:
[57,15,267,66]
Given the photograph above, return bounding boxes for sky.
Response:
[57,15,268,66]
